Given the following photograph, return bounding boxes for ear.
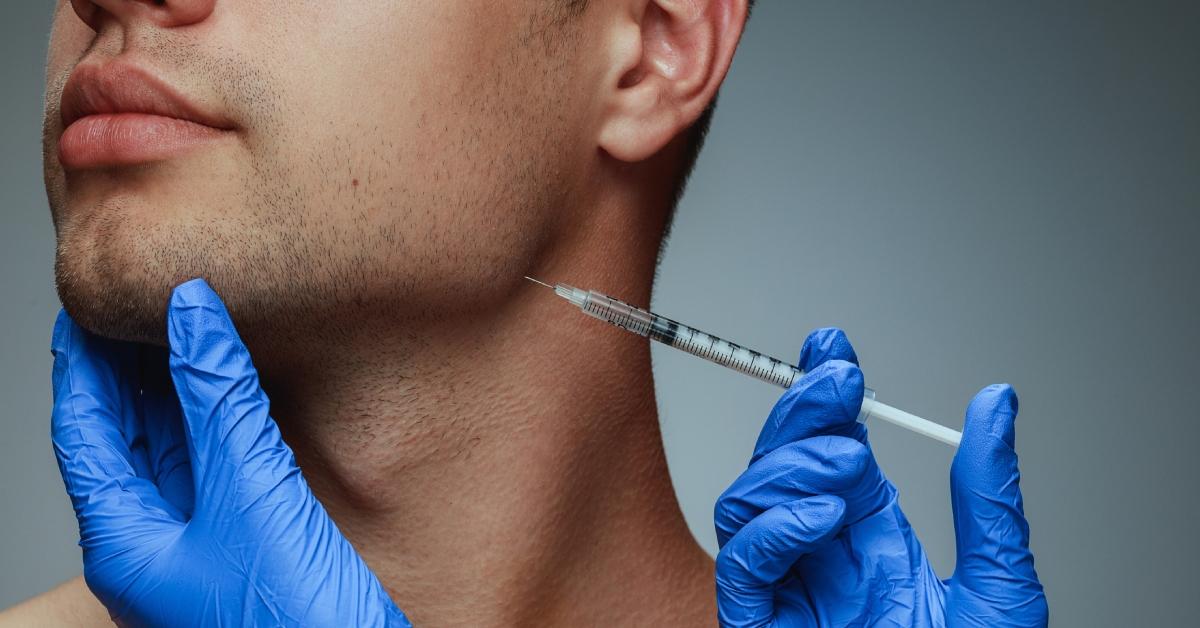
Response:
[597,0,748,163]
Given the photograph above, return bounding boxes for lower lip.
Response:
[59,113,229,170]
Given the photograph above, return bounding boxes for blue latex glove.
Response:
[714,328,1047,627]
[51,279,411,627]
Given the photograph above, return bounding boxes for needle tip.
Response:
[524,276,553,289]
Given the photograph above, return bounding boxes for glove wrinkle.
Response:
[714,330,1046,628]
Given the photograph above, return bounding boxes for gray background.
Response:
[2,2,1197,626]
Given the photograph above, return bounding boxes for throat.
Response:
[254,304,716,625]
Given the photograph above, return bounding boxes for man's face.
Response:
[44,1,593,347]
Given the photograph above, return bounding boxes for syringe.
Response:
[525,277,962,447]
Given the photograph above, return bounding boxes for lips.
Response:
[58,61,234,170]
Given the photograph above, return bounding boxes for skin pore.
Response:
[8,0,748,625]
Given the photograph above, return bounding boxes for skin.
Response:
[5,0,748,625]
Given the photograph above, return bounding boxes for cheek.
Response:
[45,4,93,229]
[243,13,543,224]
[47,3,93,77]
[45,2,95,157]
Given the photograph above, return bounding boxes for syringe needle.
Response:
[524,276,554,290]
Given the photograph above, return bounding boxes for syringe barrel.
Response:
[578,289,876,424]
[578,290,655,336]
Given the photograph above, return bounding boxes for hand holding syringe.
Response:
[526,277,962,447]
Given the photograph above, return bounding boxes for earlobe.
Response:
[598,76,684,163]
[597,0,747,163]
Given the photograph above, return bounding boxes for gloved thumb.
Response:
[167,279,297,513]
[949,384,1044,600]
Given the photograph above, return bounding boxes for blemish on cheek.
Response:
[352,178,360,188]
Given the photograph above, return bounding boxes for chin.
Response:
[55,256,172,347]
[48,183,238,346]
[52,213,177,346]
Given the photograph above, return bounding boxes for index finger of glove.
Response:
[798,327,860,372]
[752,358,867,463]
[167,279,295,507]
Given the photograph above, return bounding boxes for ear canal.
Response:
[618,66,647,89]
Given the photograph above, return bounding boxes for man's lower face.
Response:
[42,1,584,347]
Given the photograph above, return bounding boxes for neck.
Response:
[252,201,714,625]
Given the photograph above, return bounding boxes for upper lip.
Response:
[61,60,233,130]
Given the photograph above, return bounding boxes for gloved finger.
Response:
[105,349,158,488]
[167,279,297,512]
[716,495,846,628]
[950,384,1045,597]
[50,311,184,541]
[716,436,889,548]
[68,332,161,489]
[46,313,157,487]
[136,345,195,517]
[752,328,865,460]
[751,359,867,463]
[798,327,859,372]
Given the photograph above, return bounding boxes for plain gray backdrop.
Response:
[3,2,1197,626]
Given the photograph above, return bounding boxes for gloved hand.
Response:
[51,278,410,627]
[714,328,1047,627]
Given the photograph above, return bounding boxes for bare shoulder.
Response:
[0,576,113,627]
